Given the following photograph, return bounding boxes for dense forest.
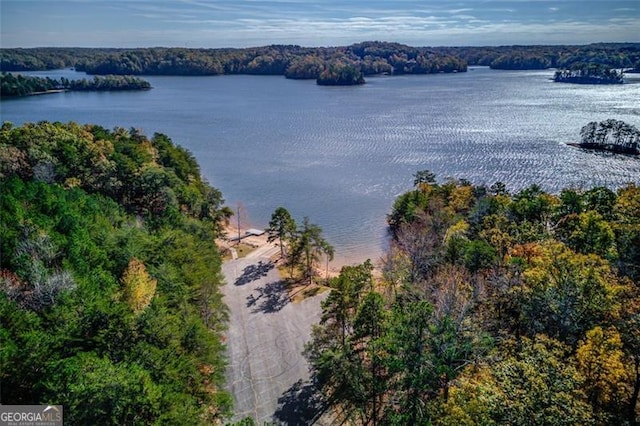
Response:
[0,42,466,82]
[0,72,151,98]
[305,171,640,425]
[0,122,234,424]
[1,43,638,81]
[441,43,640,70]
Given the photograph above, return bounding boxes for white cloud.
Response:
[2,0,639,47]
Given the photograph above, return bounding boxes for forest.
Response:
[0,122,233,424]
[1,42,638,80]
[0,42,466,82]
[441,43,640,70]
[304,171,640,425]
[0,72,151,98]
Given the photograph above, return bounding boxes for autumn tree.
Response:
[121,258,157,315]
[576,326,630,419]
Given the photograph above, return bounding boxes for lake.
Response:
[2,67,639,266]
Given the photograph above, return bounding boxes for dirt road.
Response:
[221,248,327,424]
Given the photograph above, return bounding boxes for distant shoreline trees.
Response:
[316,61,366,86]
[0,72,151,98]
[3,42,638,76]
[0,42,468,83]
[554,63,624,84]
[3,42,639,89]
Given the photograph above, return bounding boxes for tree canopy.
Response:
[0,121,233,423]
[5,42,637,76]
[306,171,640,425]
[0,72,151,98]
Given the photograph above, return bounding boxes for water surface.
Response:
[3,67,639,265]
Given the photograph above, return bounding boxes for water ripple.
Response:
[3,69,639,266]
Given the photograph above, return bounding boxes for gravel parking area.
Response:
[221,251,327,424]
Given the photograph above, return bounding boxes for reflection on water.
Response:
[4,67,640,266]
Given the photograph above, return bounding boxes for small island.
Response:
[554,63,624,84]
[569,119,639,155]
[0,72,152,98]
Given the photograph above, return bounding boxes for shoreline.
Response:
[567,142,639,156]
[216,224,374,276]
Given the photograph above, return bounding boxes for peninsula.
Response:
[569,119,640,155]
[0,72,151,98]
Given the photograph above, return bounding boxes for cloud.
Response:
[2,0,639,48]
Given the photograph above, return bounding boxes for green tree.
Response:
[304,262,373,423]
[383,299,435,424]
[45,352,162,425]
[488,336,593,425]
[0,122,231,422]
[320,261,373,345]
[463,239,497,273]
[520,241,624,344]
[557,211,616,259]
[289,217,332,284]
[266,207,296,260]
[414,169,437,187]
[352,291,388,425]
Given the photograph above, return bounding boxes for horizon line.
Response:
[3,40,640,50]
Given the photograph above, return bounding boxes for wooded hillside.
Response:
[0,122,233,424]
[306,172,640,425]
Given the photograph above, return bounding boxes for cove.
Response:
[3,67,639,265]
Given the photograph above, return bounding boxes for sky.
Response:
[1,0,639,48]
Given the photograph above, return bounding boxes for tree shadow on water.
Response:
[273,379,328,425]
[234,261,274,286]
[246,281,290,313]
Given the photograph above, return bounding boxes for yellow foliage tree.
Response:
[576,326,629,410]
[448,185,475,214]
[614,183,640,225]
[121,258,157,314]
[444,219,469,244]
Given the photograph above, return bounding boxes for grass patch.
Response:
[235,243,255,258]
[221,242,256,260]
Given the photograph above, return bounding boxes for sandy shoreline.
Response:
[216,224,367,276]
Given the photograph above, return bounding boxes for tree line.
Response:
[0,72,151,98]
[2,43,638,78]
[554,63,624,84]
[0,122,234,423]
[304,170,640,425]
[439,43,640,71]
[0,42,468,82]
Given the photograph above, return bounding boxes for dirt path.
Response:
[221,253,327,424]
